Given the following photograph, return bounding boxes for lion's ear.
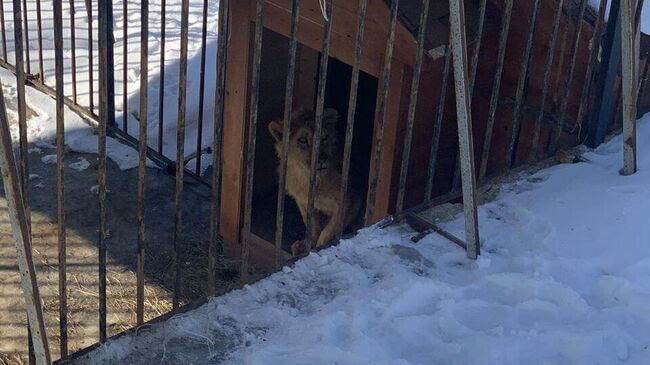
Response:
[268,121,284,143]
[323,108,338,128]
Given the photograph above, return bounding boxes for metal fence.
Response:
[0,0,644,363]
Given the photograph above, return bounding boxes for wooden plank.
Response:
[259,0,417,78]
[621,0,637,175]
[220,2,252,245]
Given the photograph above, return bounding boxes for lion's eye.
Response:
[298,136,308,146]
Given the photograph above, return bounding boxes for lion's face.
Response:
[268,109,339,173]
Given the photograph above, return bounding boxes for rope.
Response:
[319,0,329,21]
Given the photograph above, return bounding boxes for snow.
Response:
[0,0,220,173]
[72,116,650,364]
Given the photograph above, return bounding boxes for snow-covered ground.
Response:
[69,116,650,364]
[1,0,219,172]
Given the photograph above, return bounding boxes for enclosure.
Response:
[0,0,647,363]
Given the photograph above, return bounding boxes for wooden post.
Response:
[621,0,638,175]
[0,79,51,364]
[449,0,480,259]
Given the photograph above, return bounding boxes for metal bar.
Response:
[449,0,480,259]
[530,0,565,161]
[469,0,486,95]
[22,0,30,74]
[195,0,209,175]
[158,0,166,154]
[0,77,51,365]
[240,0,264,282]
[35,0,44,81]
[69,0,78,103]
[173,0,190,306]
[122,0,128,131]
[478,0,513,181]
[621,0,637,175]
[13,0,30,223]
[424,43,451,202]
[395,0,429,214]
[551,0,588,151]
[274,0,300,269]
[86,0,94,112]
[0,0,5,62]
[336,0,366,242]
[53,0,68,356]
[97,0,114,342]
[365,0,399,225]
[576,0,607,140]
[208,0,228,295]
[505,0,541,169]
[305,0,333,253]
[136,0,149,326]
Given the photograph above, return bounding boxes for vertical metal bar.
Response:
[505,0,541,169]
[69,0,78,103]
[195,0,209,175]
[157,0,166,154]
[13,0,30,222]
[0,78,51,365]
[576,0,607,139]
[621,0,637,175]
[274,0,300,269]
[424,43,451,202]
[336,0,366,241]
[449,0,480,259]
[173,0,190,306]
[136,0,148,326]
[53,0,67,356]
[551,0,587,151]
[530,0,564,161]
[22,0,30,74]
[468,0,486,95]
[86,0,94,113]
[365,0,399,225]
[305,0,333,253]
[395,0,429,214]
[0,0,6,62]
[97,0,114,342]
[35,0,44,81]
[240,0,264,282]
[122,0,128,130]
[208,0,228,295]
[477,0,513,181]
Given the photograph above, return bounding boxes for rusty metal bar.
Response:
[86,0,94,113]
[505,0,541,169]
[621,0,638,175]
[122,0,128,131]
[551,0,587,152]
[305,0,334,253]
[0,1,5,61]
[530,0,564,161]
[136,0,149,326]
[53,0,68,356]
[365,0,399,225]
[173,0,190,306]
[274,0,300,269]
[240,0,265,282]
[35,0,44,81]
[576,0,607,139]
[336,0,366,242]
[449,0,480,259]
[69,0,78,103]
[97,0,114,342]
[469,0,486,95]
[195,0,209,175]
[0,77,51,365]
[157,0,166,154]
[208,0,228,295]
[395,0,429,214]
[13,0,29,223]
[424,43,451,202]
[21,0,30,74]
[478,0,513,181]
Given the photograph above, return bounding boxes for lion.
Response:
[268,109,361,256]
